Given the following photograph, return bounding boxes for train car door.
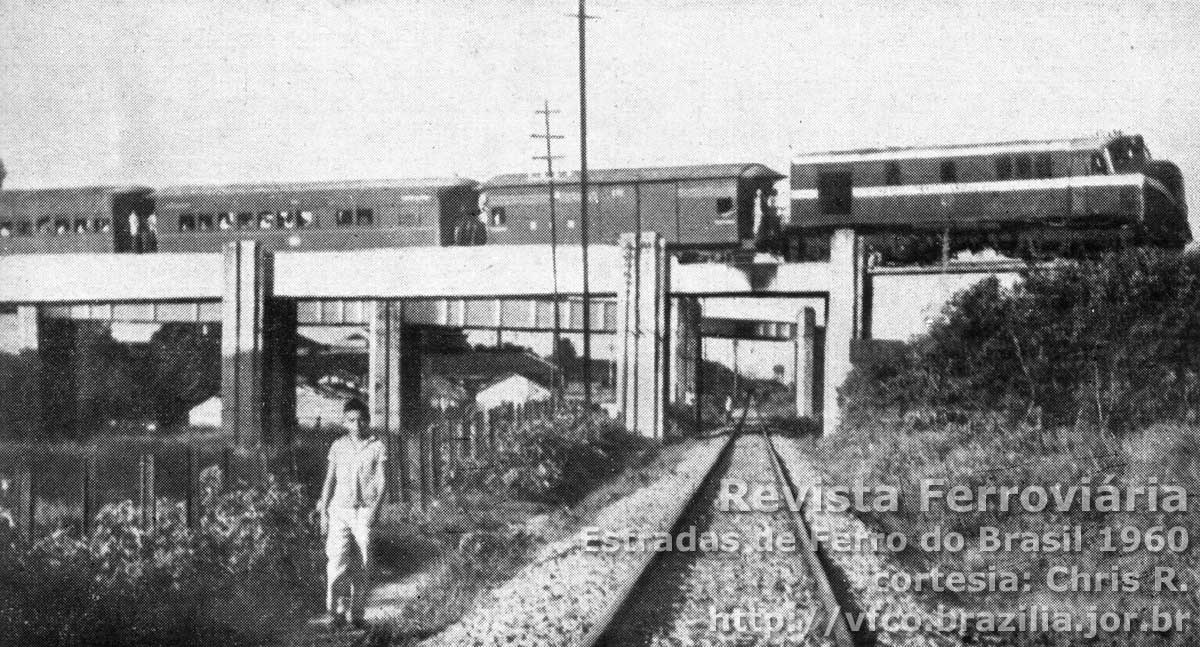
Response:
[639,182,677,242]
[111,191,155,253]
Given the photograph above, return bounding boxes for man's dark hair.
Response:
[344,398,370,422]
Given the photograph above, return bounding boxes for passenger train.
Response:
[0,133,1189,262]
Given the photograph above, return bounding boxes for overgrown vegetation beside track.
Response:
[819,249,1200,644]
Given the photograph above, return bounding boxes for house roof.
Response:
[423,350,558,385]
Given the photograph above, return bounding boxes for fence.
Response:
[0,398,593,538]
[394,399,593,507]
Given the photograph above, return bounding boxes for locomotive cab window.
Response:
[336,209,354,227]
[818,171,853,216]
[355,208,374,226]
[489,207,507,227]
[715,197,734,214]
[179,214,196,231]
[940,161,957,183]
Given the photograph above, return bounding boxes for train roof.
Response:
[791,135,1130,165]
[0,185,151,197]
[154,177,478,198]
[483,163,785,189]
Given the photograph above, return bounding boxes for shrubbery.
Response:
[0,467,321,647]
[844,248,1200,432]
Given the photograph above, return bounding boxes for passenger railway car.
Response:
[152,178,481,253]
[0,186,154,254]
[788,133,1189,262]
[481,164,784,249]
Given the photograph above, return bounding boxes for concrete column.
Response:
[824,229,864,435]
[617,232,666,438]
[669,296,701,407]
[368,301,422,502]
[0,307,43,439]
[794,307,817,418]
[221,241,295,447]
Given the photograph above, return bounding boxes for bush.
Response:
[843,248,1200,433]
[0,468,321,647]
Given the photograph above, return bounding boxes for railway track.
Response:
[579,417,862,647]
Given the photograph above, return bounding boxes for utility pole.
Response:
[576,0,596,417]
[532,100,564,401]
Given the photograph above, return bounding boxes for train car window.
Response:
[237,212,254,229]
[489,207,507,227]
[54,219,69,235]
[336,209,354,227]
[1015,155,1032,179]
[36,217,52,235]
[258,212,274,229]
[218,213,233,230]
[0,222,10,237]
[355,208,374,226]
[1090,152,1107,174]
[93,218,111,232]
[715,197,734,213]
[279,211,297,229]
[16,221,32,236]
[995,157,1012,180]
[940,161,957,183]
[299,211,316,228]
[885,162,902,186]
[1035,154,1053,178]
[817,171,853,216]
[197,213,214,231]
[179,214,196,231]
[74,218,90,233]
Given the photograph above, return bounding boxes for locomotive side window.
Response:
[940,161,957,183]
[1035,154,1053,178]
[1015,155,1032,179]
[197,213,214,231]
[715,197,734,214]
[355,208,374,226]
[336,209,354,227]
[179,213,196,231]
[818,171,853,216]
[237,212,254,229]
[995,157,1012,180]
[885,162,902,186]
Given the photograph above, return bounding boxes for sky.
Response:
[5,0,1200,378]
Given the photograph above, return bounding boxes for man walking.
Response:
[316,398,387,630]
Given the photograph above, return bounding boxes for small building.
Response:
[476,374,552,410]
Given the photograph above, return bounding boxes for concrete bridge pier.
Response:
[368,300,423,502]
[618,232,666,439]
[221,241,297,448]
[794,307,818,419]
[824,228,866,435]
[668,295,701,435]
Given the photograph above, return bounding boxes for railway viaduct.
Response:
[0,230,1021,443]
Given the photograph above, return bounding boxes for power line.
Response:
[531,100,564,401]
[573,0,598,421]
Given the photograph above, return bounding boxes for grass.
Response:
[814,414,1200,645]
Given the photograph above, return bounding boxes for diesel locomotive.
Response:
[787,132,1189,263]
